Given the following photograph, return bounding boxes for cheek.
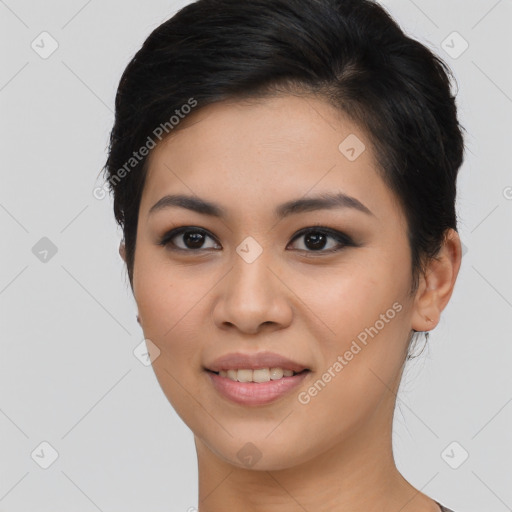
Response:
[292,259,410,400]
[292,259,405,345]
[134,242,200,331]
[134,261,211,423]
[135,264,205,353]
[283,276,408,461]
[132,245,224,369]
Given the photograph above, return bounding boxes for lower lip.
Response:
[206,370,310,406]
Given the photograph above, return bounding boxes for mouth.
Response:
[203,351,312,404]
[206,368,310,383]
[205,368,311,406]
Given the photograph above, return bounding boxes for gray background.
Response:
[1,0,511,510]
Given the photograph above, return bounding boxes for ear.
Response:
[119,240,126,262]
[411,228,462,332]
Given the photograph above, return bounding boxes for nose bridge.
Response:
[212,238,292,332]
[229,241,275,304]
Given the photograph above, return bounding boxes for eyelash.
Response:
[157,224,355,255]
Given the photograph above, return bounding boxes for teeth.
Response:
[218,367,298,382]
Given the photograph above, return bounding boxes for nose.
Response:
[211,251,293,335]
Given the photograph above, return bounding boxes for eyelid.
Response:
[289,225,352,242]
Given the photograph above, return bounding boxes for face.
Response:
[131,94,419,470]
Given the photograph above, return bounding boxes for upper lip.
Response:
[205,351,310,373]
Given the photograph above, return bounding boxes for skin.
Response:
[120,93,461,512]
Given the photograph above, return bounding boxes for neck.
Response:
[193,390,436,512]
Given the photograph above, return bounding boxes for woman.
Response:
[103,0,465,510]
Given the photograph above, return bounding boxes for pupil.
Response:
[185,232,204,248]
[306,232,326,250]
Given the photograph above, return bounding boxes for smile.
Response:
[212,367,306,382]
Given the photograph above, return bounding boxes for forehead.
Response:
[140,94,404,225]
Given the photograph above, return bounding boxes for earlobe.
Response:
[119,240,126,262]
[411,229,462,332]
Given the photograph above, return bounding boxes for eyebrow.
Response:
[148,192,374,219]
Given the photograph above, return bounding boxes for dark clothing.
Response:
[436,501,456,512]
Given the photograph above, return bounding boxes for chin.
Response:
[195,426,324,472]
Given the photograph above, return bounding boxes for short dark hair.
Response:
[103,0,465,296]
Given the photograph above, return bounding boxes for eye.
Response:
[287,226,354,253]
[158,225,354,254]
[158,227,221,252]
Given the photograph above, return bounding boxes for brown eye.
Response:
[159,227,221,251]
[288,227,353,253]
[158,225,354,254]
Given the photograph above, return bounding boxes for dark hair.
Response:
[103,0,465,300]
